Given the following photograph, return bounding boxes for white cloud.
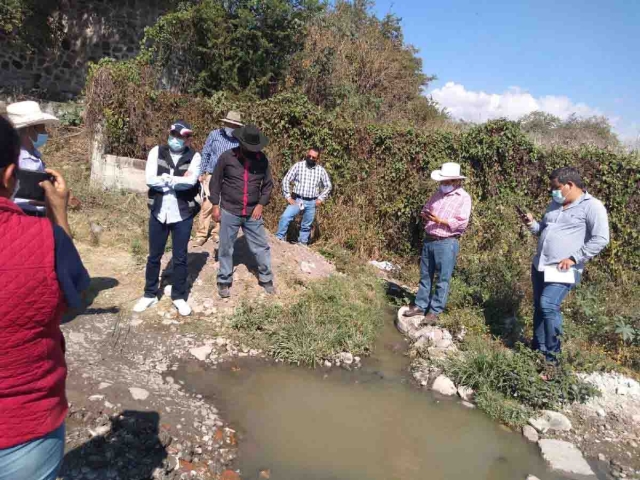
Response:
[430,82,602,123]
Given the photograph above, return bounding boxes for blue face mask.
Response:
[32,133,49,149]
[551,188,566,204]
[168,136,185,152]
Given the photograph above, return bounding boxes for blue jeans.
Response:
[218,208,273,285]
[531,266,580,362]
[144,214,194,300]
[415,238,460,314]
[0,423,65,480]
[275,200,317,244]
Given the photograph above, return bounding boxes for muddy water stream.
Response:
[177,319,565,480]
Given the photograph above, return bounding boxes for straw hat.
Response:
[431,162,466,181]
[220,111,244,127]
[6,101,59,129]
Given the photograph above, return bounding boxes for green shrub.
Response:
[441,339,599,413]
[231,273,387,365]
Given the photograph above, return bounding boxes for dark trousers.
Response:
[531,266,581,362]
[144,214,194,301]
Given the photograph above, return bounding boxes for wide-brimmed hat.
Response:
[7,101,59,129]
[220,111,244,127]
[169,120,194,137]
[232,124,269,153]
[431,162,466,181]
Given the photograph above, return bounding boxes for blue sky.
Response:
[372,0,640,141]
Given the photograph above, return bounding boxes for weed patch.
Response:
[231,273,387,366]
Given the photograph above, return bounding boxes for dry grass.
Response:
[44,126,150,255]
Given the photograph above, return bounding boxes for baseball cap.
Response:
[170,120,194,137]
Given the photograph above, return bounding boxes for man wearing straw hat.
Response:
[402,162,472,324]
[6,101,59,217]
[194,111,244,247]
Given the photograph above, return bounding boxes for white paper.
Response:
[544,266,576,284]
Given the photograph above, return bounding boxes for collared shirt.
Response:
[530,193,610,272]
[209,148,273,217]
[422,187,472,238]
[146,146,202,225]
[201,129,240,174]
[282,160,332,201]
[14,147,46,214]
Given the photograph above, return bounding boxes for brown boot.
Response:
[421,313,439,326]
[402,306,426,318]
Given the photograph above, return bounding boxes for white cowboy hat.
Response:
[220,110,244,127]
[7,101,59,129]
[431,162,466,181]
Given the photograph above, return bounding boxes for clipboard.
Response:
[543,266,576,284]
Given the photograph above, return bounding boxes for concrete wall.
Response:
[0,0,172,100]
[90,124,147,193]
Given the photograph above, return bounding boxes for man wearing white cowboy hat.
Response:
[402,162,472,324]
[194,111,244,247]
[7,101,59,217]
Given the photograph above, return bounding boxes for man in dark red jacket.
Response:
[210,124,274,298]
[0,116,89,480]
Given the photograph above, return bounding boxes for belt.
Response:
[425,235,460,242]
[293,194,317,201]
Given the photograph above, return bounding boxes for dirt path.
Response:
[58,236,336,480]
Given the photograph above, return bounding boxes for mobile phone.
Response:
[515,205,527,218]
[15,169,53,202]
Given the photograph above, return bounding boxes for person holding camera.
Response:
[6,101,60,217]
[0,116,90,480]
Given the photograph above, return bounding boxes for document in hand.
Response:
[544,265,576,284]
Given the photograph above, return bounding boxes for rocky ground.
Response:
[395,307,640,480]
[56,235,335,480]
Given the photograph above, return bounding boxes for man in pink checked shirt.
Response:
[403,162,472,324]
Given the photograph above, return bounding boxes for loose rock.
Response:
[529,410,572,433]
[339,352,354,365]
[522,425,539,443]
[538,439,595,477]
[457,386,475,403]
[431,375,457,396]
[129,387,150,401]
[190,345,213,362]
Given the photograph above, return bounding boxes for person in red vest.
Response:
[0,116,90,480]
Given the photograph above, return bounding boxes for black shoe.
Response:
[260,281,275,295]
[402,305,426,318]
[218,283,231,299]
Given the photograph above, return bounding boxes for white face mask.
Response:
[10,176,20,201]
[224,127,235,137]
[440,185,455,194]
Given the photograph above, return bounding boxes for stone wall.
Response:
[0,0,172,100]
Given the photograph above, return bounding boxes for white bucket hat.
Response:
[431,162,466,182]
[220,110,244,127]
[6,101,59,130]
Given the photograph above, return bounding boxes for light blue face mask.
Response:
[32,133,49,149]
[224,127,235,137]
[168,136,185,152]
[551,188,566,204]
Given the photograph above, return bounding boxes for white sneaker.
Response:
[164,285,172,296]
[172,299,192,317]
[133,296,158,313]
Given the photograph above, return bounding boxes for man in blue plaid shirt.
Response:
[194,111,243,246]
[275,147,332,245]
